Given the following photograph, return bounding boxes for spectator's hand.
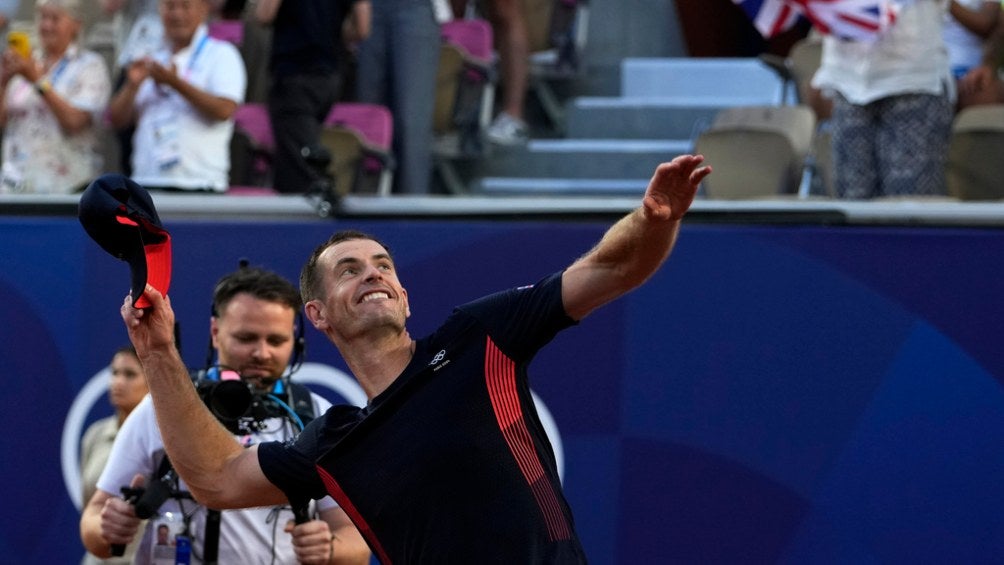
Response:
[100,474,144,547]
[286,518,334,564]
[147,60,179,90]
[641,154,711,221]
[959,64,996,98]
[125,59,151,88]
[121,285,177,356]
[1,49,40,83]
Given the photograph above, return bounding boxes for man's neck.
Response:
[170,29,200,54]
[339,331,414,400]
[170,39,191,53]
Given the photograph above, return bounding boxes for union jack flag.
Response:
[733,0,803,39]
[733,0,911,42]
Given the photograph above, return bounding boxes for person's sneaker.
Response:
[486,112,529,146]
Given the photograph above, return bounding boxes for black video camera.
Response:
[194,367,299,435]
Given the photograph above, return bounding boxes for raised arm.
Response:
[107,60,146,129]
[120,286,286,509]
[561,154,710,321]
[949,0,1001,38]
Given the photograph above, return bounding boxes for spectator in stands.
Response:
[0,0,112,194]
[254,0,370,194]
[80,345,149,565]
[959,8,1004,106]
[944,0,1001,109]
[107,0,246,192]
[452,0,531,146]
[354,0,445,194]
[811,0,954,199]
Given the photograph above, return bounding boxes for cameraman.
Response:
[80,266,369,564]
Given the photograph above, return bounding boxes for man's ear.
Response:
[209,316,220,349]
[402,287,411,318]
[304,300,327,330]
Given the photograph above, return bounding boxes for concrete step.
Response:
[475,138,693,180]
[620,57,785,105]
[566,98,721,139]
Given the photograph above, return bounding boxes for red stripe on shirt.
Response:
[316,464,393,565]
[484,338,572,541]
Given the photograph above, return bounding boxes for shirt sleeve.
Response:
[205,40,246,104]
[455,271,577,363]
[64,51,112,116]
[95,395,161,496]
[259,404,363,503]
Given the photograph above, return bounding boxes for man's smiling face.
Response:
[309,237,411,340]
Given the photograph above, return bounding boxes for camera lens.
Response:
[209,380,253,421]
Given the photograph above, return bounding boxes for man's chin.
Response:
[243,375,280,392]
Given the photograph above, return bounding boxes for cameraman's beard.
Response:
[244,374,280,393]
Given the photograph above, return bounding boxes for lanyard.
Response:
[46,56,70,85]
[183,33,210,80]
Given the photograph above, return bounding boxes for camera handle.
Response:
[111,456,184,556]
[291,496,311,525]
[110,486,144,557]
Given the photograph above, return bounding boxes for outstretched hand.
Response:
[642,154,711,221]
[120,284,177,357]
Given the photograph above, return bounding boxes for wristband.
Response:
[34,78,51,96]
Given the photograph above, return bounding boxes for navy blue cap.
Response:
[78,174,172,308]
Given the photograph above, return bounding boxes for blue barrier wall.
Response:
[2,216,1003,563]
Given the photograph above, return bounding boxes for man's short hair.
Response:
[37,0,83,21]
[212,265,301,318]
[299,230,393,303]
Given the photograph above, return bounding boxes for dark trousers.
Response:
[267,72,341,193]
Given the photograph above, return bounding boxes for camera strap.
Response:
[153,452,174,482]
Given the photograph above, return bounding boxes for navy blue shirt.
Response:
[259,272,588,563]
